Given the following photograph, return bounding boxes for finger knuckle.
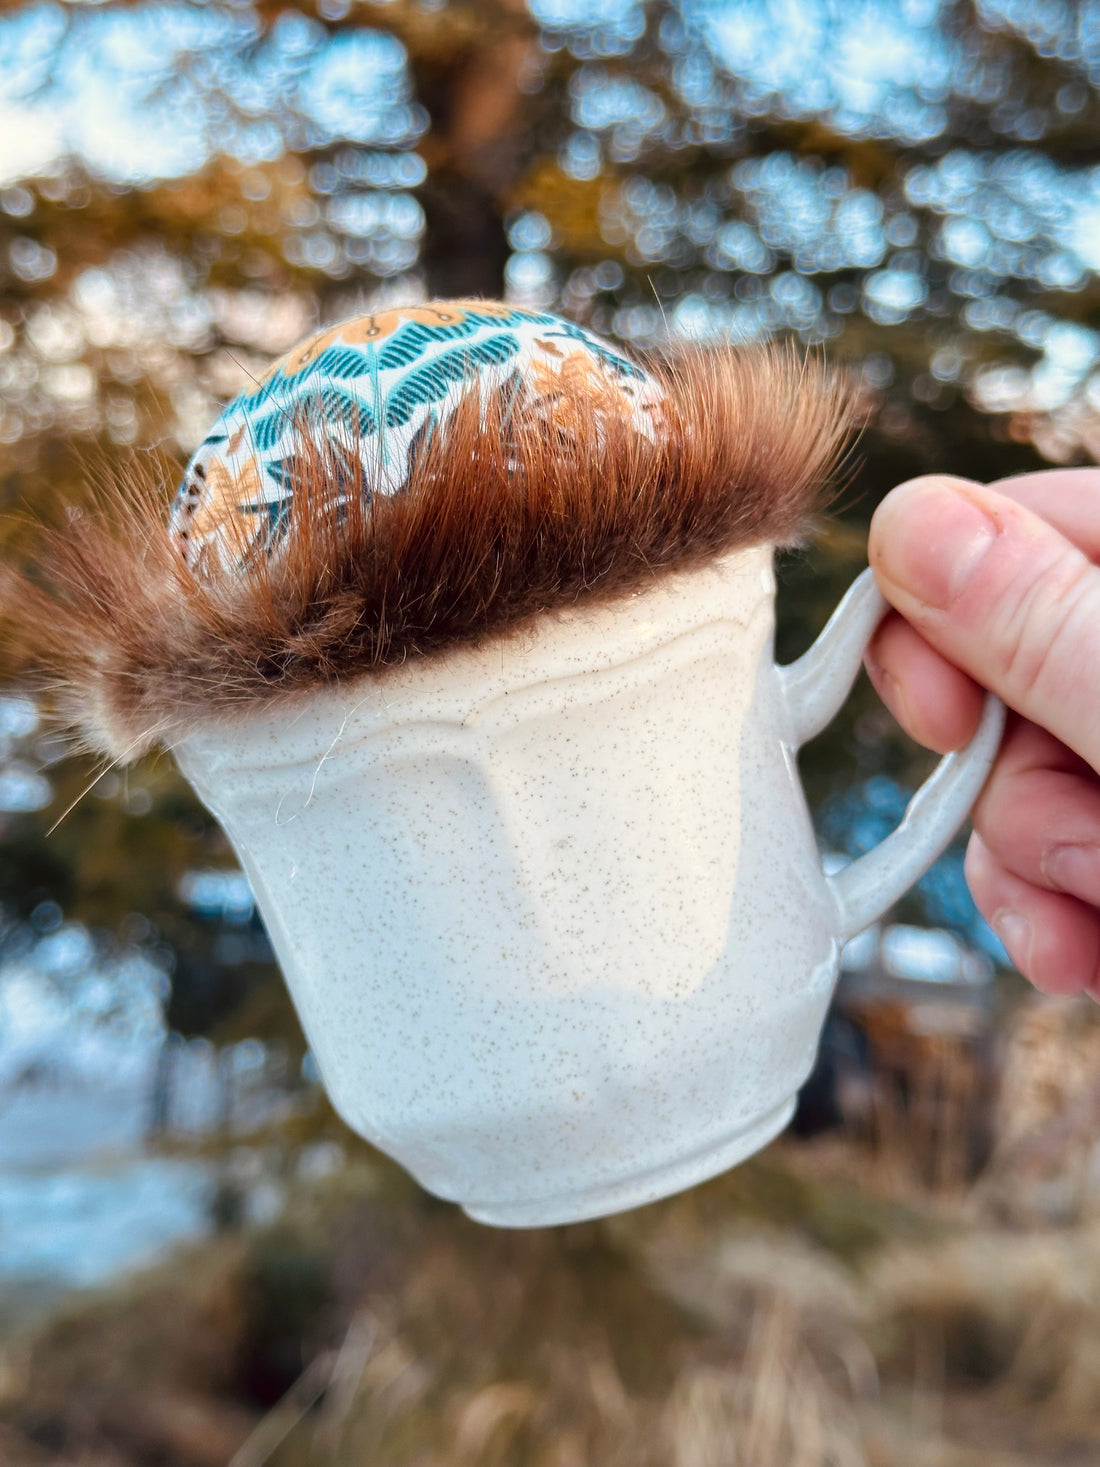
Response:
[994,552,1097,711]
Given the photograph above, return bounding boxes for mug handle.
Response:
[777,567,1005,944]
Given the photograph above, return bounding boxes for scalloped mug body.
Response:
[174,544,1001,1226]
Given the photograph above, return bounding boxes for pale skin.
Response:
[865,467,1100,998]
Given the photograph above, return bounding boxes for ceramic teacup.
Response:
[175,544,1003,1227]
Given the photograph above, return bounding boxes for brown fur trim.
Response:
[10,343,852,762]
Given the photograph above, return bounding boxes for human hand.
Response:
[865,467,1100,997]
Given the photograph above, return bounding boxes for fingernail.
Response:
[1043,844,1100,903]
[875,482,998,608]
[992,910,1033,974]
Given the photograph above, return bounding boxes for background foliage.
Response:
[3,0,1099,1020]
[1,8,1099,1462]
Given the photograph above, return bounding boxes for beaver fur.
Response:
[10,340,852,762]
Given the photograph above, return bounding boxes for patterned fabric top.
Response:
[170,300,665,575]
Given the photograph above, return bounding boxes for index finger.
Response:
[986,468,1100,560]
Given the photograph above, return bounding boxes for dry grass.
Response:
[7,999,1100,1466]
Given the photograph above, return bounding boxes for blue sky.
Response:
[0,0,1095,183]
[0,2,421,185]
[0,0,1097,406]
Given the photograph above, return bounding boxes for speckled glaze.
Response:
[174,548,1003,1227]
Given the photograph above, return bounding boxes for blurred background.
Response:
[1,1,1099,1463]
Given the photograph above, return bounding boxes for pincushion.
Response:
[170,300,667,575]
[13,300,852,761]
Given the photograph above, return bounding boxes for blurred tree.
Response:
[0,0,1097,1028]
[1,0,1098,481]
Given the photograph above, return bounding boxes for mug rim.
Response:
[175,542,777,768]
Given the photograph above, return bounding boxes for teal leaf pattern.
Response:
[169,302,663,575]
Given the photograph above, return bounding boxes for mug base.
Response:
[461,1094,797,1229]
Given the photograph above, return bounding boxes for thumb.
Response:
[869,475,1100,773]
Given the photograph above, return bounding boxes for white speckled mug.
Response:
[175,547,1003,1226]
